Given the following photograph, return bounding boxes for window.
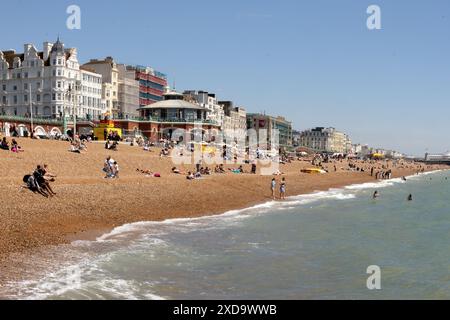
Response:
[2,85,5,91]
[52,93,56,101]
[13,85,17,91]
[53,59,57,65]
[24,72,28,78]
[24,83,28,90]
[37,82,41,89]
[37,71,41,77]
[13,95,17,104]
[24,95,28,102]
[37,94,41,102]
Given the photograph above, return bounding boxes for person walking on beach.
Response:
[271,178,276,199]
[280,178,286,200]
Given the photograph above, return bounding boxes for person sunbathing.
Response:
[11,139,23,153]
[42,164,57,183]
[0,137,9,150]
[186,171,195,180]
[23,174,49,198]
[137,168,161,177]
[160,148,170,157]
[33,165,56,196]
[229,165,244,174]
[171,167,185,174]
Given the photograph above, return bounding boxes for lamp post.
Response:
[29,86,34,137]
[63,82,79,138]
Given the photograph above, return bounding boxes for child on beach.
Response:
[279,178,286,200]
[113,161,119,179]
[103,156,115,178]
[271,178,276,199]
[10,139,23,153]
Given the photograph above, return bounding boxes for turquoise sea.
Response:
[2,170,449,300]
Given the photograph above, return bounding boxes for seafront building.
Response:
[117,64,140,118]
[82,58,168,119]
[0,39,104,120]
[292,130,301,147]
[246,113,293,149]
[0,40,250,144]
[299,127,351,154]
[183,90,224,129]
[126,64,167,108]
[128,90,220,141]
[82,57,120,117]
[219,101,247,142]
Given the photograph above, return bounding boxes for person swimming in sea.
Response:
[407,194,413,201]
[373,191,379,199]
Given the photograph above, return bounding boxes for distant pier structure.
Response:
[424,152,450,165]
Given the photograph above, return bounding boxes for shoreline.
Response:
[0,138,448,288]
[83,168,449,242]
[1,168,447,299]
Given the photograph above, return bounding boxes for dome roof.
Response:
[51,38,64,54]
[140,99,207,110]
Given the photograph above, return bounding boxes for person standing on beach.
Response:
[271,178,276,199]
[280,178,286,200]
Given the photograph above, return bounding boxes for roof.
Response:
[139,99,207,110]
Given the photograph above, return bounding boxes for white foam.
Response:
[14,169,447,300]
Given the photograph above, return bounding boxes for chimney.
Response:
[43,41,53,61]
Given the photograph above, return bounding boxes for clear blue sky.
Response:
[1,0,449,155]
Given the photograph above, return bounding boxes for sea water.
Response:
[3,170,450,300]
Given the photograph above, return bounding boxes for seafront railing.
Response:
[0,114,220,127]
[0,115,64,125]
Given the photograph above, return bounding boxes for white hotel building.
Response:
[0,39,104,119]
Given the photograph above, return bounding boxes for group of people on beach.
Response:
[23,164,57,197]
[69,135,88,154]
[1,137,23,153]
[103,156,119,179]
[271,177,287,200]
[103,129,121,142]
[371,168,392,180]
